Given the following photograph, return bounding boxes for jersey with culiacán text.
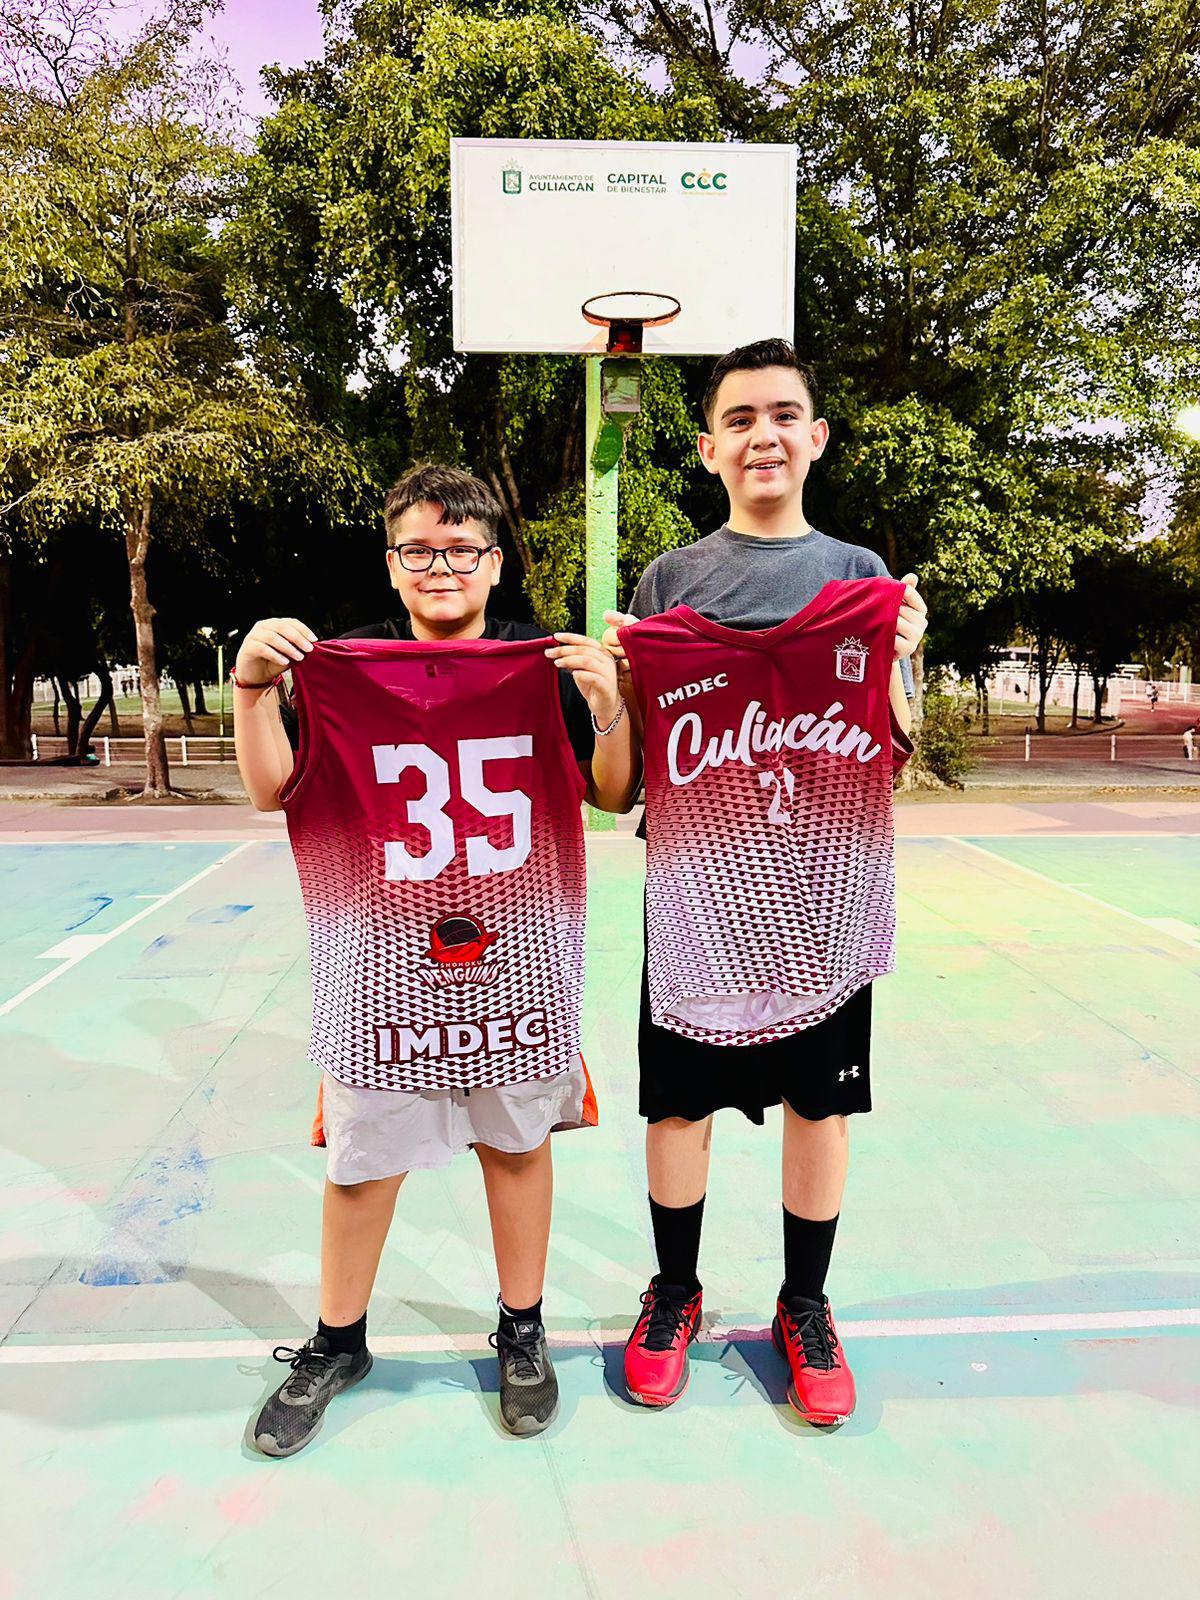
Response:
[282,637,587,1091]
[620,577,911,1046]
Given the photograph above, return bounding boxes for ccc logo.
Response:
[682,170,727,191]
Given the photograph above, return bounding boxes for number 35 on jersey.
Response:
[372,735,534,882]
[282,638,587,1093]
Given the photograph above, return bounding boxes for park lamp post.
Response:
[1172,409,1199,694]
[200,626,239,738]
[199,627,226,738]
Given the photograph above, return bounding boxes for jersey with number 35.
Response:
[282,637,587,1091]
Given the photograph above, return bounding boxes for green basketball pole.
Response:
[584,355,641,831]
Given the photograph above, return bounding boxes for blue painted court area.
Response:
[0,843,235,1007]
[0,820,1197,1599]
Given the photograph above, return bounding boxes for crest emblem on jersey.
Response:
[420,913,505,989]
[835,637,868,683]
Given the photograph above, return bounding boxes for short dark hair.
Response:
[701,339,819,430]
[383,463,502,547]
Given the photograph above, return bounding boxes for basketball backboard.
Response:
[450,139,796,356]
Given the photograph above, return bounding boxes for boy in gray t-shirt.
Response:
[629,523,916,695]
[604,339,927,1424]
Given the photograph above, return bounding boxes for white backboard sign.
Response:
[451,139,796,356]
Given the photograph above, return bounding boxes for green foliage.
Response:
[0,0,369,786]
[913,687,973,788]
[4,0,1199,774]
[603,0,1200,640]
[0,1,366,544]
[229,0,723,620]
[1,329,363,535]
[523,485,584,631]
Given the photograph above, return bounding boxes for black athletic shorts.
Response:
[638,958,873,1125]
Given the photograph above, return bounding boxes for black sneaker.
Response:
[489,1318,559,1437]
[251,1335,372,1457]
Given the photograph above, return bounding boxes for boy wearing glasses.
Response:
[234,464,637,1453]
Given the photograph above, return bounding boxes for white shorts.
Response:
[315,1061,594,1183]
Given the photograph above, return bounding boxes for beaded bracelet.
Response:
[591,698,626,737]
[229,668,286,691]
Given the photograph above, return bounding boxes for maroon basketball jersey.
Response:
[620,577,912,1046]
[281,637,587,1090]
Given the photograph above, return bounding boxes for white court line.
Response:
[0,842,253,1018]
[948,837,1200,950]
[1,1307,1197,1364]
[38,934,110,961]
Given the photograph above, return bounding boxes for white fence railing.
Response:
[30,735,236,765]
[979,733,1198,764]
[31,673,211,705]
[982,673,1200,716]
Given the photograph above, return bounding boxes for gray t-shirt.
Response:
[629,524,914,694]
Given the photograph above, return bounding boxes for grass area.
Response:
[960,707,1116,737]
[31,687,232,740]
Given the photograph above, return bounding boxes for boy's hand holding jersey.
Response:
[235,616,317,680]
[543,632,622,727]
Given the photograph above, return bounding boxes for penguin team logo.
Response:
[835,637,868,683]
[420,913,506,990]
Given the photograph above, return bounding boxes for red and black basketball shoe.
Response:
[624,1277,703,1407]
[771,1291,856,1428]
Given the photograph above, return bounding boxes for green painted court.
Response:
[1,802,1197,1598]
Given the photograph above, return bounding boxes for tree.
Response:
[228,0,722,624]
[1158,464,1200,677]
[592,0,1200,696]
[933,594,1017,734]
[0,0,363,792]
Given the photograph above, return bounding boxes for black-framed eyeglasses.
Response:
[390,542,498,573]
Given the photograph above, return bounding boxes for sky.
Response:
[201,0,326,117]
[130,1,679,117]
[126,0,329,120]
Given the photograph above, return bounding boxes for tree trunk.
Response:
[1070,662,1082,728]
[52,683,61,736]
[0,558,36,760]
[125,492,171,796]
[57,676,82,756]
[78,662,115,759]
[178,678,194,735]
[1035,635,1058,734]
[556,387,584,496]
[883,519,898,576]
[192,679,208,715]
[978,674,990,736]
[909,638,925,734]
[1092,673,1109,723]
[108,696,121,736]
[491,401,534,578]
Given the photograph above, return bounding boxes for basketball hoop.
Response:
[581,292,682,354]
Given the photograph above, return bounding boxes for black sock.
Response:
[498,1296,543,1332]
[649,1193,704,1294]
[317,1311,367,1357]
[782,1209,839,1303]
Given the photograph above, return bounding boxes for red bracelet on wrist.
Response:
[229,668,286,691]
